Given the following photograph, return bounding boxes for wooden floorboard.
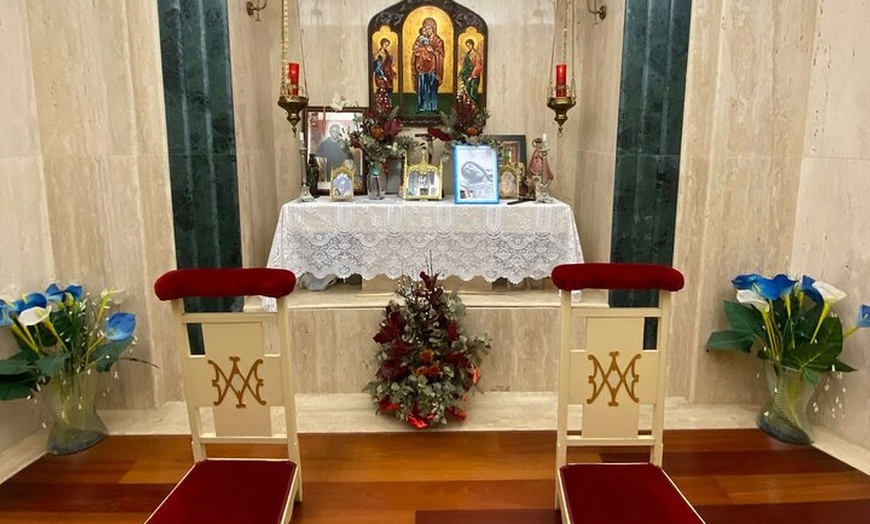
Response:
[0,429,867,523]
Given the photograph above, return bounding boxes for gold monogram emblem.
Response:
[207,356,267,408]
[587,351,641,406]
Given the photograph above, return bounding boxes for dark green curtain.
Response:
[157,0,242,316]
[610,0,692,344]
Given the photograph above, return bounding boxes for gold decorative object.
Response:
[245,0,268,21]
[547,0,577,134]
[207,356,266,408]
[277,94,308,134]
[277,0,308,134]
[402,150,443,201]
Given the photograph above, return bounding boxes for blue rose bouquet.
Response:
[0,283,138,400]
[706,273,869,383]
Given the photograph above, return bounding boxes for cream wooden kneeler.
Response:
[551,263,704,524]
[149,268,302,523]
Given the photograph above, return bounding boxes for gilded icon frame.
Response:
[367,0,488,126]
[402,157,443,201]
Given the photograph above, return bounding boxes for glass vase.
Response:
[756,363,814,445]
[44,370,108,455]
[367,162,386,200]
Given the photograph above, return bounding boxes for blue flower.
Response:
[12,293,47,314]
[105,312,136,341]
[857,304,870,328]
[44,283,83,304]
[732,273,761,290]
[755,274,796,301]
[800,276,822,303]
[0,302,11,327]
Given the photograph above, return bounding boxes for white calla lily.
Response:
[737,289,769,313]
[18,306,50,326]
[813,281,846,305]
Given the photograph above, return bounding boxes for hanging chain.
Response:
[280,0,289,96]
[561,0,569,64]
[294,0,308,96]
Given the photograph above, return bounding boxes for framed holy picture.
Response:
[492,134,527,167]
[306,106,365,195]
[403,157,443,200]
[366,0,488,126]
[454,144,498,204]
[330,164,355,202]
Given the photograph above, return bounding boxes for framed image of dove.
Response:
[453,144,499,204]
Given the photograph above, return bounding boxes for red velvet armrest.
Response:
[551,263,684,292]
[154,268,297,300]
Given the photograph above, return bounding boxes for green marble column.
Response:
[610,0,691,344]
[158,0,242,318]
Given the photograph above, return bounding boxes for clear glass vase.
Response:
[367,162,386,200]
[756,363,814,445]
[44,370,108,455]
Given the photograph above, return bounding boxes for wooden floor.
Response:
[0,429,868,523]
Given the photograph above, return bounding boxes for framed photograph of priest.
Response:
[306,107,365,194]
[454,144,499,204]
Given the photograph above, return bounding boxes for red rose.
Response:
[379,398,399,413]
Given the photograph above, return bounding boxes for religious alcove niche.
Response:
[368,0,488,126]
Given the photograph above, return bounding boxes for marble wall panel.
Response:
[227,2,281,266]
[288,305,562,394]
[672,0,817,402]
[791,157,870,445]
[0,1,40,157]
[574,151,615,262]
[804,0,870,159]
[0,1,52,457]
[20,0,177,412]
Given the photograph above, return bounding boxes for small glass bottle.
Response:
[367,162,386,200]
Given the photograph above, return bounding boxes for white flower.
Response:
[18,306,50,326]
[737,289,769,313]
[813,281,846,305]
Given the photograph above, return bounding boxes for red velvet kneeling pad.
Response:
[560,463,703,523]
[146,459,296,524]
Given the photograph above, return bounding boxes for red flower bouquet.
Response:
[364,271,490,428]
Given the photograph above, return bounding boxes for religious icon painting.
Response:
[367,0,488,126]
[403,157,443,201]
[306,106,365,195]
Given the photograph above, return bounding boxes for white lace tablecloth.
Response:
[266,195,584,284]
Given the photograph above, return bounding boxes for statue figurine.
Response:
[304,153,320,200]
[525,134,554,202]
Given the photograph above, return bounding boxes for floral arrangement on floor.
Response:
[705,273,868,383]
[348,106,419,164]
[0,283,139,400]
[364,271,491,429]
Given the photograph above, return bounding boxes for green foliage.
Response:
[364,272,490,428]
[0,285,140,401]
[705,273,865,384]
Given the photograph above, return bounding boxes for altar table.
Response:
[266,195,584,285]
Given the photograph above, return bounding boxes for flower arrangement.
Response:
[348,106,419,165]
[0,283,138,400]
[364,271,491,429]
[705,273,868,383]
[426,106,499,152]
